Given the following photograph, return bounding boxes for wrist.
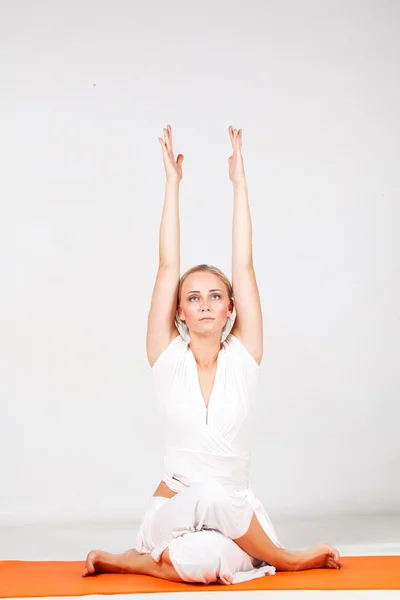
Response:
[166,179,181,187]
[232,179,247,188]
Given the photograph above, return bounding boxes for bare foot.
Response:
[82,550,102,577]
[284,544,342,571]
[82,549,141,577]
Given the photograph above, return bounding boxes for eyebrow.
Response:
[186,289,223,295]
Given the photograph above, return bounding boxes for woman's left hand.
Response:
[228,126,246,186]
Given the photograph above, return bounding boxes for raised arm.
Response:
[146,125,183,367]
[228,127,263,365]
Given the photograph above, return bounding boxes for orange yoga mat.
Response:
[0,556,399,597]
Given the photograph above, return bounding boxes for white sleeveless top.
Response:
[152,332,259,492]
[151,332,283,548]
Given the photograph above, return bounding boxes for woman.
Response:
[82,125,342,584]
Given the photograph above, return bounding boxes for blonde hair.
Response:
[175,264,235,341]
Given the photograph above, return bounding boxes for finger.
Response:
[164,126,172,153]
[228,125,234,147]
[167,124,174,151]
[163,128,170,153]
[158,137,167,154]
[233,128,239,151]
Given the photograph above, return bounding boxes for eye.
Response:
[189,294,221,302]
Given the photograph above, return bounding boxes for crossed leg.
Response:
[82,480,341,580]
[82,547,183,581]
[234,513,342,571]
[145,480,341,571]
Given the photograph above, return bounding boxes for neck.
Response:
[188,333,222,370]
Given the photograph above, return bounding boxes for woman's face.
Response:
[178,272,232,337]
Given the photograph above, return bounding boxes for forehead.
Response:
[182,271,225,293]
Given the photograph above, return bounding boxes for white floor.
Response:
[2,514,400,599]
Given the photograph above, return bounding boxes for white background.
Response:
[0,0,399,524]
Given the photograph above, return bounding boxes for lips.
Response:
[200,317,214,321]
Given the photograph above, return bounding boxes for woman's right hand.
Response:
[158,124,184,184]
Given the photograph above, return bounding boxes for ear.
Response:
[177,305,185,322]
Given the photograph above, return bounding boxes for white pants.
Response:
[135,480,278,585]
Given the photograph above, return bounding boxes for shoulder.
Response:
[224,333,261,371]
[150,332,187,371]
[229,323,262,366]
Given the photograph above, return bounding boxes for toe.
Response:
[330,548,340,563]
[327,557,341,569]
[85,550,97,574]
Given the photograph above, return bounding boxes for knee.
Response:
[168,531,221,584]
